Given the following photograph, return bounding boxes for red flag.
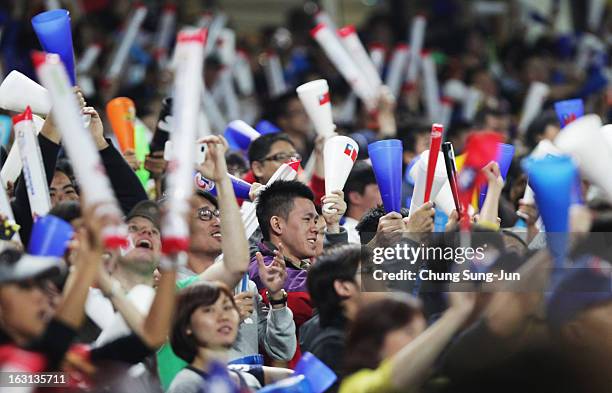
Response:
[344,143,357,162]
[318,92,330,105]
[457,131,503,226]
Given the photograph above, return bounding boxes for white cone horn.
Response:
[323,135,358,213]
[296,79,336,137]
[555,114,612,202]
[0,71,51,115]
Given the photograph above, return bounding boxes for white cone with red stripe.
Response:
[296,79,336,137]
[323,135,359,213]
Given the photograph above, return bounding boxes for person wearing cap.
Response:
[0,204,109,371]
[84,199,162,346]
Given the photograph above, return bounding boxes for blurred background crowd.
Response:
[0,0,612,392]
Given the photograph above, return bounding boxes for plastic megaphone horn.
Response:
[224,120,260,151]
[0,71,51,115]
[368,139,403,213]
[106,97,136,153]
[521,139,561,205]
[409,149,449,216]
[296,79,336,137]
[601,124,612,150]
[323,135,359,213]
[32,9,77,85]
[195,172,251,200]
[554,114,612,203]
[554,98,584,128]
[522,155,577,267]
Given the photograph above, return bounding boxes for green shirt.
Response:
[157,275,200,391]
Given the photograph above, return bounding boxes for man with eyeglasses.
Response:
[247,133,303,185]
[246,133,326,211]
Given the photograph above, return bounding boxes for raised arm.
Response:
[478,161,504,229]
[54,203,108,329]
[388,291,475,391]
[197,135,250,288]
[85,107,148,214]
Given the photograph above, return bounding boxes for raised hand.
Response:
[321,190,347,231]
[404,201,435,233]
[123,149,141,171]
[234,292,255,322]
[82,107,108,150]
[196,135,229,182]
[256,243,287,295]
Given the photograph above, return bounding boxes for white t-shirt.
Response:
[342,216,361,244]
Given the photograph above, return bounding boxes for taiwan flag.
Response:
[344,143,357,162]
[318,92,330,105]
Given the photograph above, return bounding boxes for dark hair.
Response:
[344,161,378,212]
[49,201,82,223]
[194,190,219,209]
[247,133,294,163]
[54,159,78,193]
[343,297,423,375]
[355,206,410,245]
[170,282,238,363]
[473,106,508,129]
[524,111,559,150]
[307,245,367,327]
[255,180,314,241]
[260,92,297,125]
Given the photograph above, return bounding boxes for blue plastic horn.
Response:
[32,9,76,85]
[522,155,577,267]
[368,139,403,213]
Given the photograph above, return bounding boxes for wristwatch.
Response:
[267,289,288,306]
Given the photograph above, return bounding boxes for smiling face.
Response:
[189,195,222,257]
[0,281,51,344]
[273,197,319,260]
[188,292,240,350]
[124,216,161,264]
[50,171,79,207]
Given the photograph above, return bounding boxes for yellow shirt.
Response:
[339,359,397,393]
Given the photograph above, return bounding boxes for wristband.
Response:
[266,289,288,306]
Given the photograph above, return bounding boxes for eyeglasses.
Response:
[260,152,302,163]
[196,207,221,221]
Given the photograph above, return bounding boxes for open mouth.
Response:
[136,239,153,250]
[211,231,222,239]
[217,325,233,335]
[307,238,316,245]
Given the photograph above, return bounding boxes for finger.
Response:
[256,252,266,271]
[417,201,434,211]
[332,190,344,198]
[383,212,403,220]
